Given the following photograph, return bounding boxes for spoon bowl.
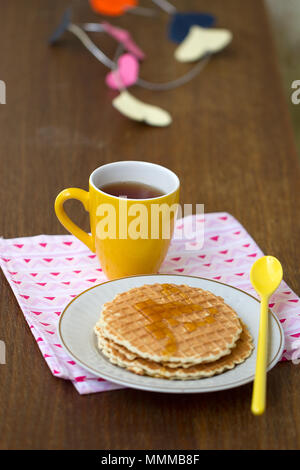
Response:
[250,256,283,297]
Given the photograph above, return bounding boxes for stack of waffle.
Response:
[94,283,254,380]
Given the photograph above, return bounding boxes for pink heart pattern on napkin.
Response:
[1,212,299,394]
[106,53,139,90]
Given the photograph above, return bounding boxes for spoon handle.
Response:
[251,295,269,415]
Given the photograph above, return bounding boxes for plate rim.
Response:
[57,273,285,393]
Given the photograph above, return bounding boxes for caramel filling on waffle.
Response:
[134,284,218,356]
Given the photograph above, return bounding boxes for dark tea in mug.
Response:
[99,181,165,199]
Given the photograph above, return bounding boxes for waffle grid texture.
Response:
[95,321,254,380]
[97,284,243,364]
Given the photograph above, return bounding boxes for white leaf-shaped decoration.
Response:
[175,26,233,63]
[112,90,172,127]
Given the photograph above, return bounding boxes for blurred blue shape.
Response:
[168,12,216,43]
[49,7,72,45]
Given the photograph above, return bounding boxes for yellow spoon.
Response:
[250,256,283,415]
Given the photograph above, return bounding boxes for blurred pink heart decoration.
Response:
[102,22,145,60]
[106,53,139,89]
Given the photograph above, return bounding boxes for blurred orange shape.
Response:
[90,0,138,16]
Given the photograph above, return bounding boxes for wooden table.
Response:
[1,0,300,450]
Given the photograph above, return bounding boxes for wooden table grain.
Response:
[0,0,300,450]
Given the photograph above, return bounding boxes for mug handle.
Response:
[54,188,95,252]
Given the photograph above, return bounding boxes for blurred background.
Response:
[266,0,300,155]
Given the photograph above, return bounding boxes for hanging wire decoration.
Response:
[48,4,233,126]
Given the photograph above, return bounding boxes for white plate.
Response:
[58,274,284,394]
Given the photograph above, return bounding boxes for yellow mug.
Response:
[55,161,180,280]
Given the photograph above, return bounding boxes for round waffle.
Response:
[95,321,254,380]
[98,283,243,365]
[95,323,197,369]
